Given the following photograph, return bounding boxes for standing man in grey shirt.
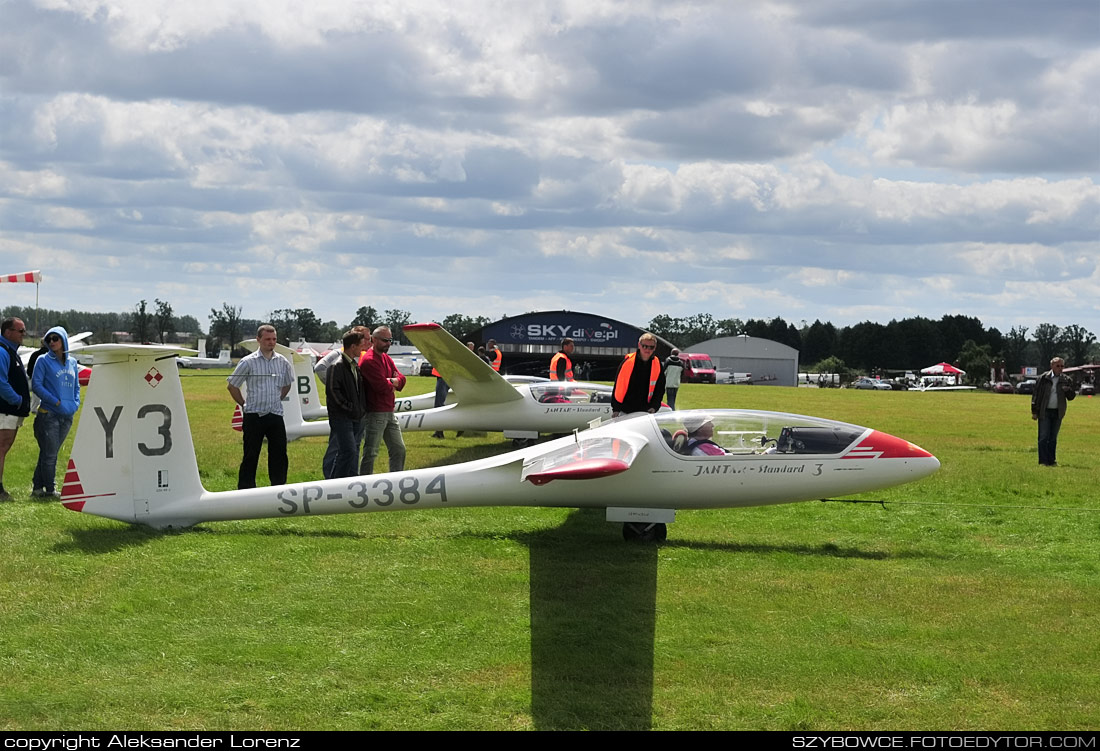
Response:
[227,325,295,488]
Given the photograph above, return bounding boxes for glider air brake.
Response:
[63,344,940,541]
[233,327,613,441]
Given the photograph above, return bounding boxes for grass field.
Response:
[2,373,1098,730]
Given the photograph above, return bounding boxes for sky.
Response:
[0,0,1097,337]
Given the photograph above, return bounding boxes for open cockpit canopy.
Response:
[654,410,866,456]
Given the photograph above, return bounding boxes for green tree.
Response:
[209,304,243,353]
[154,298,174,344]
[349,306,378,330]
[1002,326,1029,373]
[440,314,491,342]
[810,355,850,383]
[957,339,993,386]
[801,320,837,365]
[1059,324,1096,366]
[131,300,151,343]
[1033,323,1061,367]
[383,309,413,345]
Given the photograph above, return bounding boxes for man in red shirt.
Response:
[359,325,407,474]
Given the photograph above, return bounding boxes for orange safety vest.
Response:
[549,352,574,381]
[614,352,660,403]
[489,348,502,372]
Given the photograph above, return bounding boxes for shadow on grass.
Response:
[54,525,169,555]
[57,522,369,554]
[516,508,657,731]
[659,539,939,560]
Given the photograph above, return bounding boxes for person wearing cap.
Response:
[683,414,726,456]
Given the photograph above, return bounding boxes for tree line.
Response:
[6,301,1095,381]
[645,313,1098,383]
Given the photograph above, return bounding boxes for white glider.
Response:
[60,344,940,541]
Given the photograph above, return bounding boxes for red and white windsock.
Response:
[1,270,42,284]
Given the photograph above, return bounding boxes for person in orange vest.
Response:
[612,332,666,417]
[486,339,502,372]
[549,338,575,381]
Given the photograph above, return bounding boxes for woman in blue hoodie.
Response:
[30,326,81,498]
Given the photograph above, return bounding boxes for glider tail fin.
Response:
[63,345,206,527]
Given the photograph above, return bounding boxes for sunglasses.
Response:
[46,335,61,343]
[640,343,656,350]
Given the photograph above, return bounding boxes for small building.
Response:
[685,336,799,387]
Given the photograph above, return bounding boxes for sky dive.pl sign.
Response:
[482,312,641,348]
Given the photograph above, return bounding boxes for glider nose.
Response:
[848,430,940,479]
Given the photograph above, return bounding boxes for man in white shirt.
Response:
[227,325,295,488]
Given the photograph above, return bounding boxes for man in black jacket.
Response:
[1031,356,1076,467]
[325,330,369,478]
[0,318,29,501]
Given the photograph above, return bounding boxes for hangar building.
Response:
[685,336,799,387]
[471,311,674,380]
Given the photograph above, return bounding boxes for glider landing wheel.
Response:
[512,438,534,448]
[622,522,667,543]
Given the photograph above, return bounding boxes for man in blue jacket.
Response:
[30,326,81,498]
[0,318,30,501]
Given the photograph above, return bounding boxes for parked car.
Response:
[852,377,893,390]
[1078,382,1095,396]
[1016,379,1037,395]
[991,381,1015,394]
[680,353,717,384]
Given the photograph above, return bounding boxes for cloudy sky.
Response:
[1,0,1097,336]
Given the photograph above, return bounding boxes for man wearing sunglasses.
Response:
[359,325,407,474]
[0,318,30,501]
[611,332,666,417]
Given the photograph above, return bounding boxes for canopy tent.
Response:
[921,362,965,375]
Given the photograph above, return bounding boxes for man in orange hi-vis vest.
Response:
[486,339,502,372]
[612,332,666,417]
[549,338,575,381]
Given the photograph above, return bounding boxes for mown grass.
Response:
[1,373,1097,730]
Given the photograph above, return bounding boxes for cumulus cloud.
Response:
[0,0,1096,335]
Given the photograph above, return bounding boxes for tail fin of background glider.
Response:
[404,323,523,406]
[63,345,205,525]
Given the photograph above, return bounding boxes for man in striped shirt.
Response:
[227,325,295,489]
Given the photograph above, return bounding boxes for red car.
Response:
[991,381,1014,393]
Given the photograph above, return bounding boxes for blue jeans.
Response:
[666,387,679,410]
[1037,410,1063,465]
[360,412,405,474]
[328,415,365,478]
[33,411,73,492]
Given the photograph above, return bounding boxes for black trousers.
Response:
[239,412,288,489]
